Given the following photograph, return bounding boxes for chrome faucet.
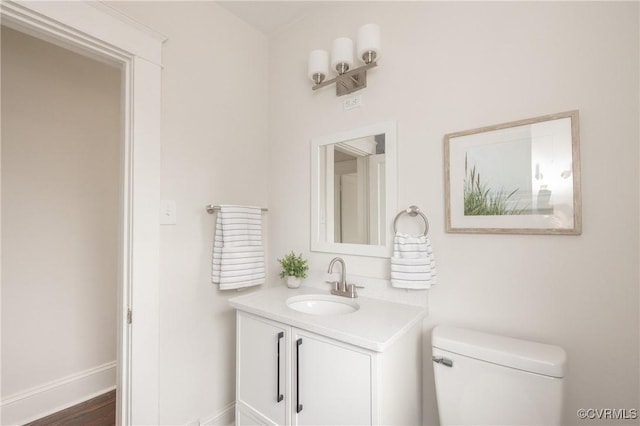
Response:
[327,257,361,298]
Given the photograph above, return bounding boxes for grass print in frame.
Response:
[444,111,582,235]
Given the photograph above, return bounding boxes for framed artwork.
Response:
[444,111,581,235]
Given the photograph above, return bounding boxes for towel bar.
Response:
[393,205,429,236]
[206,205,269,214]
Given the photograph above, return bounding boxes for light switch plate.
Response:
[343,94,362,111]
[160,200,177,225]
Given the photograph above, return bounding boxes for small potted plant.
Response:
[278,251,309,289]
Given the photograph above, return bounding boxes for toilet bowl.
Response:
[432,325,567,426]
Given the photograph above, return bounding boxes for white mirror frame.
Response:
[311,121,397,258]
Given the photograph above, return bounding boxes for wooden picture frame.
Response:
[444,111,581,235]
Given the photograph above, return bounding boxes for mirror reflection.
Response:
[322,134,386,245]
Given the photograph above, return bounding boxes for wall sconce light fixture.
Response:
[308,23,381,96]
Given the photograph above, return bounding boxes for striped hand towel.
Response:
[212,205,265,290]
[390,233,437,290]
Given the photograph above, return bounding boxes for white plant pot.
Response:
[286,276,301,289]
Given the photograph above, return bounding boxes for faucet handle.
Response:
[347,283,364,298]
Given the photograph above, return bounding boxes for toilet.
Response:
[432,325,567,426]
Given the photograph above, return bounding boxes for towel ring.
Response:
[393,205,429,237]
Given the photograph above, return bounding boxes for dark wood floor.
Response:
[26,390,116,426]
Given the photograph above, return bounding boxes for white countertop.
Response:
[229,286,426,352]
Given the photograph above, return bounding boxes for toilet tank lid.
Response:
[432,326,566,378]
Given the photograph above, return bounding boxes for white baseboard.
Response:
[201,401,235,426]
[1,361,117,425]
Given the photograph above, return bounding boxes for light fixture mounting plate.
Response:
[336,70,367,96]
[312,62,378,97]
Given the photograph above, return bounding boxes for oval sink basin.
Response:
[286,294,359,315]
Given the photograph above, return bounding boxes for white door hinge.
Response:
[127,309,132,324]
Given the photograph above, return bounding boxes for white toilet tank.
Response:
[432,326,566,426]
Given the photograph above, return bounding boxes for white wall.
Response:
[105,3,269,424]
[267,2,639,425]
[1,27,120,422]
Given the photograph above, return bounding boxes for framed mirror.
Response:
[311,121,397,257]
[445,110,581,234]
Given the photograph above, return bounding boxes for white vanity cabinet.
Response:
[237,312,288,425]
[235,310,422,426]
[292,328,372,425]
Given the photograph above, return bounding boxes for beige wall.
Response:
[106,2,270,424]
[20,2,635,424]
[268,2,639,425]
[1,25,120,402]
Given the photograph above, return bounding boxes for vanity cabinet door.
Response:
[292,329,372,426]
[237,312,288,425]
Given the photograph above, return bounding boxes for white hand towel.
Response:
[212,205,265,290]
[390,233,437,290]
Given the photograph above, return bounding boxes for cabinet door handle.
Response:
[277,332,284,403]
[296,338,303,413]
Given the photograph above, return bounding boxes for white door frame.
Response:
[0,2,164,424]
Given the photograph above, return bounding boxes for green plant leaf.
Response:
[277,251,309,279]
[463,165,524,216]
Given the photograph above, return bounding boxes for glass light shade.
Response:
[331,37,354,73]
[357,23,381,63]
[308,49,329,82]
